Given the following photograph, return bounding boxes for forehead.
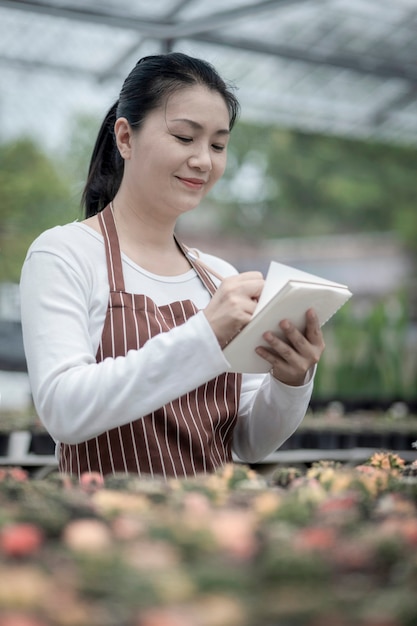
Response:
[162,85,230,127]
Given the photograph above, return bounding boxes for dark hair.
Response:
[82,52,240,217]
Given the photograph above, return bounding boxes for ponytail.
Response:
[81,101,124,217]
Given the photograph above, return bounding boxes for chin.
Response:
[177,200,202,215]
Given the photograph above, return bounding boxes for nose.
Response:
[188,143,212,172]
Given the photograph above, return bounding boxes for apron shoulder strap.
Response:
[98,204,126,292]
[175,238,223,297]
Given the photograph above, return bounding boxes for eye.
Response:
[212,144,226,152]
[174,135,192,144]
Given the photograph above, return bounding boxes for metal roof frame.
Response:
[0,0,416,146]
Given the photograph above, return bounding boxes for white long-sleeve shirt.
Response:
[20,221,314,463]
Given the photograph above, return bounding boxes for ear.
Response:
[114,117,133,159]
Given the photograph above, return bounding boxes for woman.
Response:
[20,52,325,478]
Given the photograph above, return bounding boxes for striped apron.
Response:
[59,205,242,478]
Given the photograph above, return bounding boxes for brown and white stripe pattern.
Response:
[59,205,241,478]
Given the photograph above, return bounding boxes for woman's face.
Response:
[116,84,231,221]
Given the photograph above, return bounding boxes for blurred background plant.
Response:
[313,293,417,405]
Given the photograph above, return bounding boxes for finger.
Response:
[261,324,321,368]
[235,272,265,298]
[260,335,303,369]
[255,342,306,387]
[304,308,322,339]
[222,274,264,300]
[304,308,326,350]
[238,271,264,281]
[278,320,311,355]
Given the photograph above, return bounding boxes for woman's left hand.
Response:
[255,308,325,386]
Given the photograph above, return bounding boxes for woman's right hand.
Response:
[203,271,265,348]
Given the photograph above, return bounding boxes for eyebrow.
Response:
[170,118,230,136]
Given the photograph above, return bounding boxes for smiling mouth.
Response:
[177,177,206,189]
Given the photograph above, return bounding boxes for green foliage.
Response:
[213,123,417,252]
[313,294,417,401]
[61,113,101,199]
[0,136,80,282]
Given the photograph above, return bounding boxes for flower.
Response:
[367,452,405,471]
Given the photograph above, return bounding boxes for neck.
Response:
[110,196,177,251]
[109,197,190,276]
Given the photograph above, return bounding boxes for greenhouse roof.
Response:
[0,0,416,148]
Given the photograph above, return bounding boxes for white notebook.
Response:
[223,261,352,374]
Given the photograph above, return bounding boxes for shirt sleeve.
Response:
[20,250,230,445]
[232,369,315,463]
